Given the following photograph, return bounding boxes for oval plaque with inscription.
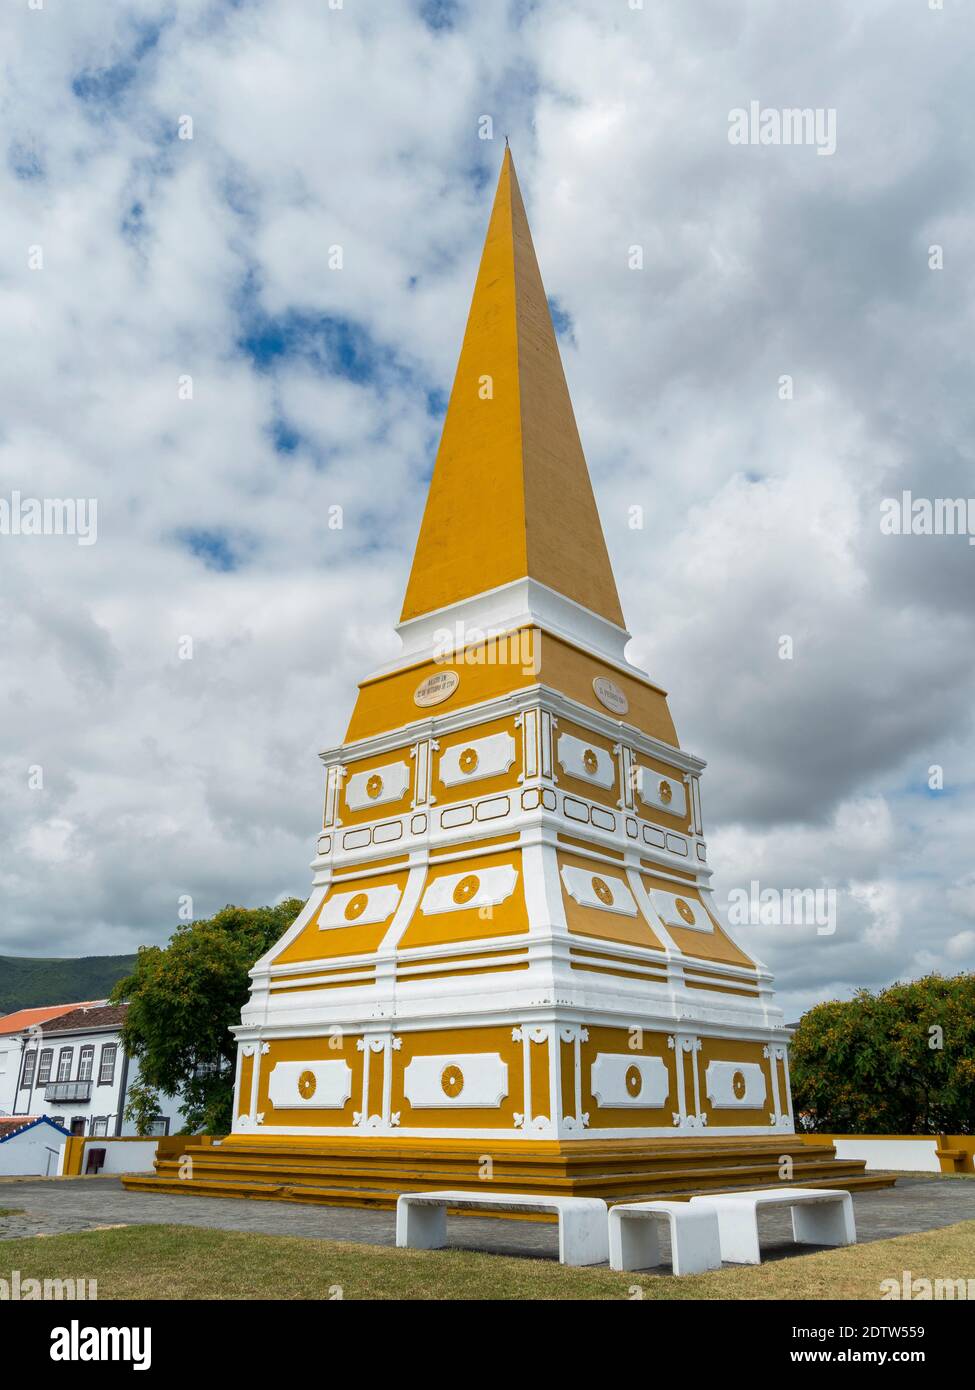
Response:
[592,676,629,715]
[414,670,460,708]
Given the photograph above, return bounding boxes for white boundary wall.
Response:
[830,1137,941,1172]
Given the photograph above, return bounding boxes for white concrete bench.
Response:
[690,1186,856,1265]
[396,1189,609,1266]
[609,1200,722,1275]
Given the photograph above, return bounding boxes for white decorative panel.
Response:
[373,820,402,844]
[647,888,712,934]
[636,767,687,817]
[439,731,516,787]
[403,1053,509,1109]
[591,1054,670,1108]
[440,804,474,828]
[319,883,402,929]
[267,1060,353,1110]
[705,1061,768,1110]
[345,761,411,812]
[420,864,518,916]
[556,733,616,789]
[560,865,637,916]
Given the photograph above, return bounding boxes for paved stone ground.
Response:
[0,1176,972,1264]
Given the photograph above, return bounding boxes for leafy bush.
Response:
[790,973,975,1134]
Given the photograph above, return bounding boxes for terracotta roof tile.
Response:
[36,1003,128,1035]
[0,1002,105,1035]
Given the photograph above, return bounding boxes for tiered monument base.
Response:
[124,1134,893,1210]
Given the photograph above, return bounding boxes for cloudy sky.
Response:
[1,0,972,1019]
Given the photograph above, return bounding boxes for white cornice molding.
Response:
[367,577,646,681]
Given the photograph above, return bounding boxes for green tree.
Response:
[790,973,975,1134]
[110,899,304,1135]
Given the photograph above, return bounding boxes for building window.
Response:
[21,1050,37,1088]
[98,1043,117,1086]
[91,1117,109,1137]
[57,1048,73,1082]
[37,1049,54,1085]
[147,1117,170,1137]
[78,1046,95,1081]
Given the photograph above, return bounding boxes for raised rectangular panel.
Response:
[591,1054,669,1108]
[636,767,687,818]
[345,760,411,811]
[643,825,666,848]
[521,788,540,810]
[476,795,510,821]
[523,710,539,778]
[666,834,689,856]
[696,843,708,862]
[705,1060,768,1110]
[439,731,516,787]
[591,807,616,832]
[320,883,402,929]
[413,740,430,804]
[561,865,638,916]
[317,834,331,854]
[420,864,518,916]
[541,788,557,810]
[647,888,712,934]
[268,1060,353,1110]
[556,733,616,789]
[343,828,371,850]
[563,797,589,823]
[440,804,474,828]
[411,813,428,834]
[403,1053,509,1109]
[540,711,553,778]
[374,820,403,844]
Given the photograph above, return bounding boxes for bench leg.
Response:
[669,1210,722,1276]
[791,1197,856,1248]
[396,1199,447,1250]
[713,1209,762,1264]
[559,1207,610,1267]
[609,1213,662,1273]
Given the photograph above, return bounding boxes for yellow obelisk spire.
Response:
[400,148,625,630]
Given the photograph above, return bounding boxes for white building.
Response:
[0,1116,69,1176]
[2,1003,181,1138]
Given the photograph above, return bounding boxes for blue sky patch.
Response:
[418,0,460,31]
[71,20,163,110]
[174,527,247,573]
[9,141,44,181]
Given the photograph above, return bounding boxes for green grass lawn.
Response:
[1,1219,973,1300]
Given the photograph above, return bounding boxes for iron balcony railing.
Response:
[44,1080,93,1102]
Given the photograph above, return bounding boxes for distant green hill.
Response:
[0,954,138,1016]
